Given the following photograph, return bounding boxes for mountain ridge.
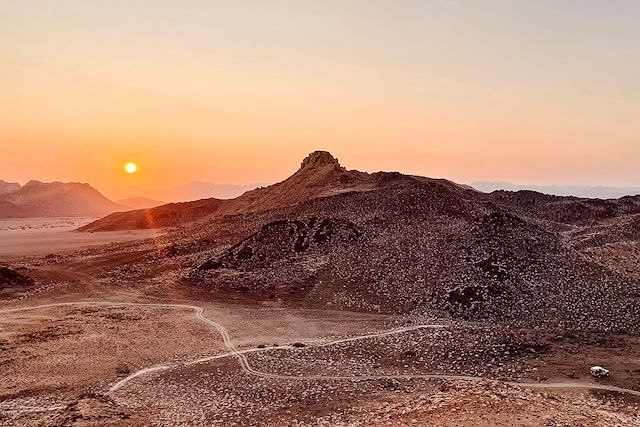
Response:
[80,150,640,233]
[0,180,21,196]
[472,181,640,199]
[81,151,415,232]
[0,180,128,218]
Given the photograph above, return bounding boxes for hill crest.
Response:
[80,150,419,231]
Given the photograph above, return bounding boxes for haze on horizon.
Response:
[1,0,639,190]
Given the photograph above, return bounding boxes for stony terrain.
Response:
[81,152,640,330]
[0,266,35,299]
[80,151,445,232]
[1,151,639,425]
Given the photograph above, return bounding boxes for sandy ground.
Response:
[0,224,639,425]
[1,289,639,426]
[0,304,223,401]
[0,218,162,258]
[0,294,400,425]
[0,218,94,232]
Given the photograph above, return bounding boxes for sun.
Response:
[124,162,138,174]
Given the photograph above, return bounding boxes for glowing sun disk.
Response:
[124,162,138,174]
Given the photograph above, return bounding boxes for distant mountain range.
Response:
[115,197,166,209]
[103,181,267,203]
[471,181,640,199]
[0,180,128,218]
[0,180,21,196]
[0,178,266,219]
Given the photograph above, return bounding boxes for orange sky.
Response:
[1,1,639,190]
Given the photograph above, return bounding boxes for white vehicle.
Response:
[590,366,610,378]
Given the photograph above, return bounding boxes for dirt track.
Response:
[2,299,639,415]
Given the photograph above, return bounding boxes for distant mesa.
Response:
[0,180,21,196]
[471,181,640,199]
[0,180,128,218]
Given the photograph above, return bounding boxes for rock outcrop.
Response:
[0,266,35,290]
[199,218,362,270]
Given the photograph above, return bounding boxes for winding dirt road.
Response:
[2,299,640,413]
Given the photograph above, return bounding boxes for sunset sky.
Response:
[1,1,639,192]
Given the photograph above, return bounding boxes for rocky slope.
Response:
[178,177,640,332]
[490,190,640,225]
[74,151,640,331]
[0,266,35,290]
[80,151,467,231]
[197,217,363,271]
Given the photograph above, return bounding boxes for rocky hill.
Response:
[80,151,436,231]
[489,190,640,224]
[0,180,21,196]
[74,151,640,332]
[176,177,640,332]
[0,180,128,218]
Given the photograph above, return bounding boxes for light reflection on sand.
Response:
[0,217,161,258]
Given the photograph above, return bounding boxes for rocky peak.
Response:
[0,180,21,195]
[299,151,343,171]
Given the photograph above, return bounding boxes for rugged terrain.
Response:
[1,151,639,425]
[80,151,433,231]
[82,152,640,330]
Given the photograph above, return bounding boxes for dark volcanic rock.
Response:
[0,266,35,290]
[198,218,362,270]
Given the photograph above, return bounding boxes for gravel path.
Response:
[2,300,639,417]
